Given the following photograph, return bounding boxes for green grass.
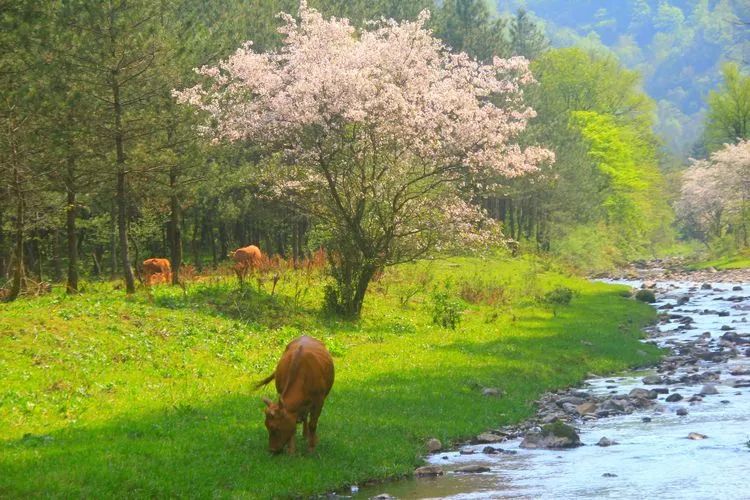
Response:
[0,255,659,498]
[689,251,750,270]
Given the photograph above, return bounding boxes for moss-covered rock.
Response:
[634,289,656,303]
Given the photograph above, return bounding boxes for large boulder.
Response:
[520,421,582,449]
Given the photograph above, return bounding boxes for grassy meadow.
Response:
[0,255,659,498]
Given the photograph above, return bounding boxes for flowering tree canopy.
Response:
[678,140,750,247]
[175,2,551,316]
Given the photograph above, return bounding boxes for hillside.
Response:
[497,0,750,157]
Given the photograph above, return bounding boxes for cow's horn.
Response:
[262,397,273,406]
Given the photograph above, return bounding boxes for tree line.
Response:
[0,0,673,306]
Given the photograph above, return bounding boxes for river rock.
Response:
[370,494,395,500]
[665,393,683,402]
[519,421,581,449]
[414,466,443,477]
[688,432,707,440]
[676,407,688,416]
[575,402,598,415]
[602,473,618,478]
[596,437,616,447]
[629,388,658,399]
[730,367,750,376]
[642,375,664,385]
[473,432,504,444]
[455,465,491,474]
[701,283,713,290]
[426,438,442,453]
[700,384,719,395]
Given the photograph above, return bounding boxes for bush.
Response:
[634,289,656,303]
[429,288,463,330]
[458,278,508,306]
[544,286,573,306]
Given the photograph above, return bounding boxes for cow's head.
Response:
[262,397,296,454]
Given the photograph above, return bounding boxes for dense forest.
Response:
[0,0,747,307]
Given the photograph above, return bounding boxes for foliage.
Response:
[0,256,660,497]
[176,3,551,316]
[544,286,573,306]
[429,283,464,329]
[507,47,674,270]
[677,140,750,250]
[704,63,750,153]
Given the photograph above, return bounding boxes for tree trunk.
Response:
[7,170,25,301]
[168,167,182,284]
[219,223,228,260]
[192,215,201,271]
[52,228,63,282]
[0,208,6,280]
[109,202,117,277]
[113,74,135,294]
[65,157,79,293]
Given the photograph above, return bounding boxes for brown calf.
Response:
[257,336,335,454]
[142,258,171,286]
[232,245,262,285]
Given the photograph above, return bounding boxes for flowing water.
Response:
[355,280,750,499]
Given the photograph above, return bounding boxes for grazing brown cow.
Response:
[232,245,262,285]
[257,336,335,454]
[142,258,171,286]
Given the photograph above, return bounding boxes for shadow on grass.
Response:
[0,331,658,499]
[0,365,534,498]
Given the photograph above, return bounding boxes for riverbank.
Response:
[0,256,658,498]
[605,258,750,283]
[355,276,750,499]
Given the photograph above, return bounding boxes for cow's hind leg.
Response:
[307,405,322,452]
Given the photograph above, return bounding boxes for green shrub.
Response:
[544,286,573,306]
[429,288,463,330]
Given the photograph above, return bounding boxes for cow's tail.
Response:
[254,372,275,390]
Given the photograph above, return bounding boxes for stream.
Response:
[354,278,750,499]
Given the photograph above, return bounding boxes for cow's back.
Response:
[233,245,262,264]
[275,336,334,406]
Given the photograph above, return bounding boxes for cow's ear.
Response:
[262,397,273,407]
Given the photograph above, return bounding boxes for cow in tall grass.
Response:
[232,245,262,286]
[142,258,171,286]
